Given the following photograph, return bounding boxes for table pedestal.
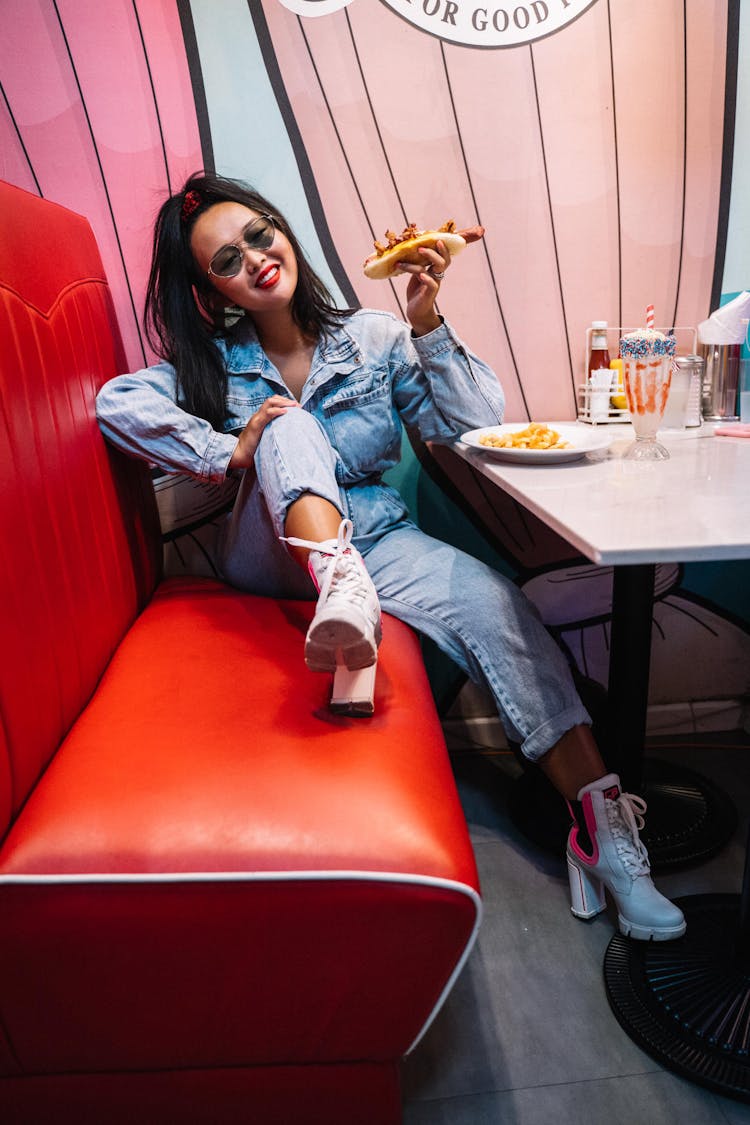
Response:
[606,563,737,866]
[605,837,750,1103]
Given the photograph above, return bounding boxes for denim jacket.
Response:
[96,309,505,502]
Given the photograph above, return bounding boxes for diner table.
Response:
[454,421,749,864]
[453,420,750,1100]
[454,422,750,566]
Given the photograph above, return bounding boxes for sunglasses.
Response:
[207,215,277,278]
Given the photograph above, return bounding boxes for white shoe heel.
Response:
[567,854,606,920]
[330,661,376,717]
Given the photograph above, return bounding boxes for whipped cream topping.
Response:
[620,327,676,358]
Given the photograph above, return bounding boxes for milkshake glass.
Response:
[620,328,676,460]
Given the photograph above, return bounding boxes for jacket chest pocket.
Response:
[321,371,399,472]
[224,392,271,432]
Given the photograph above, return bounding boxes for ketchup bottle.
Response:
[588,321,611,375]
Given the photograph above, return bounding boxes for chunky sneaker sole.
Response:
[617,913,687,942]
[305,606,381,672]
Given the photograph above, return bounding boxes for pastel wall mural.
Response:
[1,0,747,728]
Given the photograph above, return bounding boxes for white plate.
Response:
[460,423,612,464]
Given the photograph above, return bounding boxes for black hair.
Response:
[144,171,350,430]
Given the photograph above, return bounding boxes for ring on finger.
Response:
[432,270,445,280]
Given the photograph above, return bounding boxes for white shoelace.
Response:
[606,791,651,876]
[282,518,371,615]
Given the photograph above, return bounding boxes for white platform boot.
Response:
[282,518,381,715]
[566,774,686,941]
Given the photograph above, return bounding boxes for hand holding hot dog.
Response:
[362,221,484,280]
[362,220,485,336]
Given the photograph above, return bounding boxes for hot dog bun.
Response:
[363,221,484,280]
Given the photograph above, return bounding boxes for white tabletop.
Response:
[453,423,750,565]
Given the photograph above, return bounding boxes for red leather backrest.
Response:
[0,181,161,836]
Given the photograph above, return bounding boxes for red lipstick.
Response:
[256,264,280,289]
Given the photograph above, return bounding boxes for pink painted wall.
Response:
[0,0,731,415]
[0,0,202,369]
[262,0,728,421]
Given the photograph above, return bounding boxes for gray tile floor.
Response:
[401,733,750,1124]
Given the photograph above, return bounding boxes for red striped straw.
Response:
[646,304,655,330]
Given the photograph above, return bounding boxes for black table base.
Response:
[602,563,736,869]
[508,757,736,872]
[605,893,750,1102]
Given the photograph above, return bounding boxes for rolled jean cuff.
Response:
[518,702,592,764]
[273,484,346,541]
[254,411,346,538]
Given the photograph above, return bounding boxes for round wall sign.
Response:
[278,0,601,48]
[380,0,600,47]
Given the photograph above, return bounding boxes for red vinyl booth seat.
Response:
[0,181,481,1124]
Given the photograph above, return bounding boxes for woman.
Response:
[96,172,685,942]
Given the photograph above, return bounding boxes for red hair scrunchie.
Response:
[181,189,202,222]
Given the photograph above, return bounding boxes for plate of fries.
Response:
[460,423,612,464]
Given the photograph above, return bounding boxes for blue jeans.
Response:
[220,409,590,762]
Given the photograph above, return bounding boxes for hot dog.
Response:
[363,220,485,280]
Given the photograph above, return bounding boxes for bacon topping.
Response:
[370,219,463,258]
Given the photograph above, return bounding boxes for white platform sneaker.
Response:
[283,517,382,675]
[566,774,686,941]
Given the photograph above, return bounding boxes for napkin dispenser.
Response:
[698,292,750,421]
[700,343,741,421]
